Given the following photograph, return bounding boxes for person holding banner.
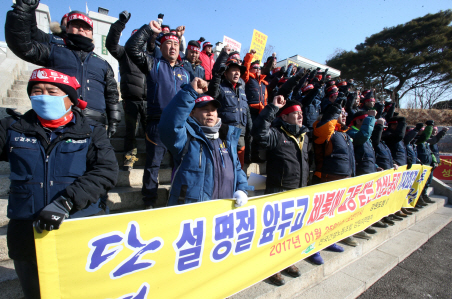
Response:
[159,77,252,206]
[347,110,391,233]
[309,102,355,261]
[429,125,449,169]
[0,68,118,299]
[252,96,314,285]
[417,121,447,204]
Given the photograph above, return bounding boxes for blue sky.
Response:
[1,0,450,65]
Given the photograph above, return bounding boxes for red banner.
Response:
[433,154,452,181]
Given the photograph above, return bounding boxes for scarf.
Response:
[65,33,95,52]
[195,118,222,139]
[38,112,74,129]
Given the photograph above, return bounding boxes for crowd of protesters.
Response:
[2,2,449,297]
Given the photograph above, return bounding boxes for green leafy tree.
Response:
[326,10,452,107]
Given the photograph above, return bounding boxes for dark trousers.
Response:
[422,168,434,195]
[142,120,167,206]
[123,100,147,155]
[14,259,40,299]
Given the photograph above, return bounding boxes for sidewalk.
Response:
[358,221,452,299]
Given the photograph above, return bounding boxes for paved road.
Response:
[358,221,452,299]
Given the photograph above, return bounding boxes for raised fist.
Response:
[119,10,131,23]
[250,49,257,55]
[272,95,286,109]
[176,26,185,38]
[158,13,164,19]
[191,77,208,94]
[222,45,231,54]
[376,118,385,125]
[149,20,162,34]
[367,110,377,117]
[15,0,40,13]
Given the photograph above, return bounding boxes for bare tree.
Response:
[262,44,276,62]
[239,47,249,60]
[405,84,452,109]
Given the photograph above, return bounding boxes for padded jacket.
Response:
[252,104,310,189]
[159,84,252,206]
[5,8,121,125]
[125,24,190,117]
[106,20,147,102]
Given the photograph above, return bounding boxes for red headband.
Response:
[364,98,375,103]
[203,42,212,48]
[302,84,314,93]
[337,81,347,87]
[280,105,301,116]
[131,29,138,36]
[327,85,338,93]
[229,54,240,60]
[67,13,93,28]
[195,95,214,104]
[350,114,368,125]
[29,68,87,109]
[388,121,397,124]
[187,45,200,52]
[362,90,371,97]
[30,68,80,89]
[316,75,323,80]
[162,27,170,33]
[251,62,260,68]
[160,35,179,44]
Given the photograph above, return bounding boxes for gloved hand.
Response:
[119,10,131,23]
[407,162,412,169]
[158,13,164,19]
[233,190,248,207]
[426,120,434,126]
[278,66,286,77]
[199,37,205,43]
[14,0,40,12]
[34,196,73,233]
[218,64,227,75]
[415,123,424,130]
[107,123,117,138]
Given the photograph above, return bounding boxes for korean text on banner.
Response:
[35,165,431,299]
[434,154,452,181]
[223,36,241,53]
[249,29,268,63]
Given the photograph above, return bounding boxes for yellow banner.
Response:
[35,165,431,299]
[249,29,268,64]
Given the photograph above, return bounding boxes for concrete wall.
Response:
[88,11,119,80]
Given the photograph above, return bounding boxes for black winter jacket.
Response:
[0,109,118,260]
[5,8,121,125]
[106,20,147,102]
[371,124,394,170]
[252,104,310,189]
[382,119,407,166]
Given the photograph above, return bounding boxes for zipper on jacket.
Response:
[199,144,203,168]
[44,155,49,203]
